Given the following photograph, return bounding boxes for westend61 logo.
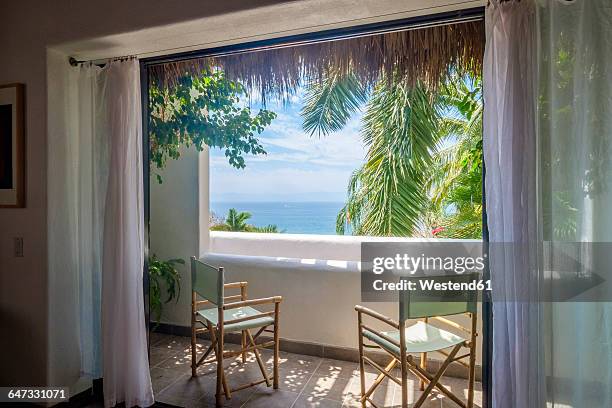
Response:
[361,242,488,302]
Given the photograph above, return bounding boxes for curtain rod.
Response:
[69,6,484,66]
[69,55,136,67]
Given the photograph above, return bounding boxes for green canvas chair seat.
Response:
[197,306,275,332]
[190,257,282,407]
[355,273,480,408]
[362,320,466,355]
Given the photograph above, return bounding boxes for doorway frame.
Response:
[139,7,491,407]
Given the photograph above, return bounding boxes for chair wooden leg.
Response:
[413,345,461,408]
[209,322,230,406]
[241,330,247,363]
[273,301,280,389]
[191,292,197,378]
[467,346,476,408]
[246,330,271,387]
[419,318,428,391]
[357,312,367,408]
[401,358,408,408]
[419,352,427,391]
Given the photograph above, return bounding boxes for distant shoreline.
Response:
[210,201,345,235]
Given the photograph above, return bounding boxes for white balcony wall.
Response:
[150,146,209,326]
[205,232,483,365]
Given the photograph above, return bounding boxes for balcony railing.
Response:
[204,231,483,372]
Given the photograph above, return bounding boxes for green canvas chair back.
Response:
[191,257,224,306]
[399,272,479,321]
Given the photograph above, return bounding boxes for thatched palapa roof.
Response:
[149,20,484,100]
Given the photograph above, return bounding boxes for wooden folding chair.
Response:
[190,257,282,407]
[355,273,479,408]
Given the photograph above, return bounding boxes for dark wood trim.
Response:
[0,82,26,208]
[481,152,493,408]
[141,60,152,353]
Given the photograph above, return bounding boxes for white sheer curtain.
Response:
[483,2,545,407]
[48,57,153,407]
[538,1,612,406]
[485,0,612,407]
[100,59,153,408]
[48,57,105,385]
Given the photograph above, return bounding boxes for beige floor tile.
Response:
[150,366,183,393]
[315,359,366,380]
[293,395,344,408]
[156,351,194,372]
[242,389,300,408]
[159,335,193,352]
[150,346,180,366]
[199,389,256,408]
[301,373,354,402]
[341,373,399,408]
[275,366,315,394]
[150,331,172,346]
[151,334,482,408]
[158,372,216,400]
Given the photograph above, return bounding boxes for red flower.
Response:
[431,226,444,236]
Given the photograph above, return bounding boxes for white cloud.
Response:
[210,165,354,200]
[209,86,367,201]
[261,114,366,167]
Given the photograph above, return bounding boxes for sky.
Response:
[209,87,367,203]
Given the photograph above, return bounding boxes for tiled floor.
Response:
[150,333,482,408]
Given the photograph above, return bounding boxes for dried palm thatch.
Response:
[149,20,484,100]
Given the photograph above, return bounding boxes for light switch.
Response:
[14,237,23,257]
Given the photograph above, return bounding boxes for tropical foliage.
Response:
[301,71,483,238]
[149,68,276,183]
[425,77,483,238]
[337,81,440,236]
[301,71,368,137]
[149,255,184,326]
[210,208,281,233]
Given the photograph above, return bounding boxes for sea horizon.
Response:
[210,200,345,235]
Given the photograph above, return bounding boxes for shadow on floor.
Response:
[149,333,482,408]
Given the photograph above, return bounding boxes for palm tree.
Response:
[210,208,281,233]
[225,208,252,231]
[425,75,483,238]
[301,71,483,238]
[337,81,440,236]
[301,73,441,236]
[301,70,368,137]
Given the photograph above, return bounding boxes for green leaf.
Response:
[149,67,276,182]
[301,71,368,137]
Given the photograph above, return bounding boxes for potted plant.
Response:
[148,255,184,328]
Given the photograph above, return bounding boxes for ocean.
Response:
[210,201,345,235]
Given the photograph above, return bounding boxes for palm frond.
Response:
[301,71,368,137]
[337,77,440,236]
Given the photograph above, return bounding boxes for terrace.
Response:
[146,10,486,408]
[149,229,484,408]
[150,332,483,407]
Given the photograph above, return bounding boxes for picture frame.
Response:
[0,83,25,208]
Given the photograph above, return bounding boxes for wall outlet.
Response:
[14,237,23,257]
